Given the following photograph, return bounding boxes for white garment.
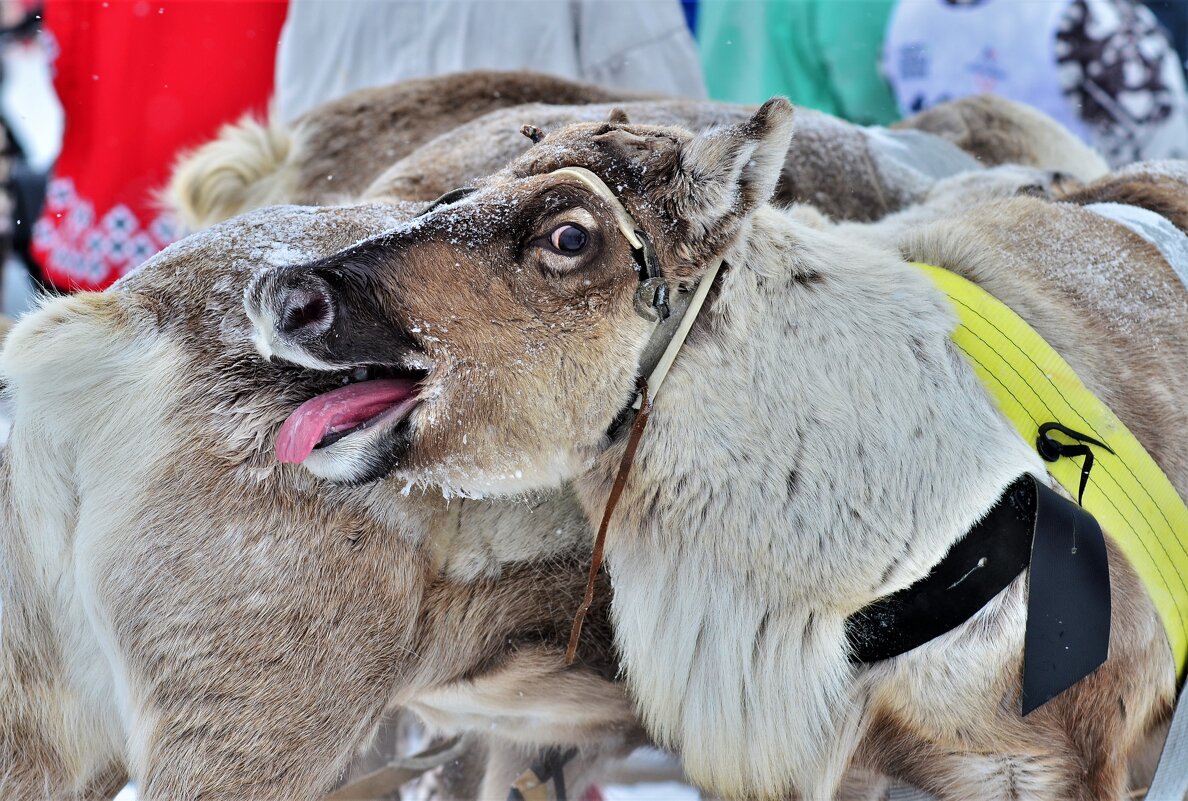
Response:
[275,0,706,122]
[883,0,1188,166]
[884,0,1092,141]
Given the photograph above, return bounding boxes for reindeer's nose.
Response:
[246,269,335,340]
[277,283,335,338]
[245,269,338,364]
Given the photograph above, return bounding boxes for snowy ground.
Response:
[604,781,701,801]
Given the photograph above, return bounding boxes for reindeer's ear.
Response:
[3,292,142,375]
[607,107,631,125]
[677,97,794,218]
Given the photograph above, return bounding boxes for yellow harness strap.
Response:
[917,263,1188,680]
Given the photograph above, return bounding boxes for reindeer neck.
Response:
[570,207,1046,797]
[583,207,1041,591]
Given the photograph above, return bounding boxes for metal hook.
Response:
[630,229,670,321]
[633,277,671,321]
[1036,422,1115,505]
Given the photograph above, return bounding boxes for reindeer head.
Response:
[246,100,795,492]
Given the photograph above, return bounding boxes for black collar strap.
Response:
[846,473,1110,715]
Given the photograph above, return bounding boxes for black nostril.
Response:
[278,286,334,336]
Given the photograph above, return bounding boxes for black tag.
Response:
[845,474,1112,715]
[1021,475,1111,715]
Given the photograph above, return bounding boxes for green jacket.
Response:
[699,0,900,126]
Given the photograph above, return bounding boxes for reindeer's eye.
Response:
[549,224,588,254]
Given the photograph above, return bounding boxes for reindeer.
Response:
[244,103,1187,800]
[167,72,1107,232]
[362,96,1106,218]
[167,70,640,231]
[164,70,1123,798]
[0,202,647,801]
[890,94,1112,184]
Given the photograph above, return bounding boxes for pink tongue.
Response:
[277,378,417,464]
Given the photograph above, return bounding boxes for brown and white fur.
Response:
[0,202,647,800]
[158,80,1007,799]
[243,103,1184,799]
[166,73,1106,232]
[166,70,639,231]
[893,94,1109,183]
[361,95,1106,217]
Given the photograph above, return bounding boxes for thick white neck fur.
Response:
[577,206,1045,798]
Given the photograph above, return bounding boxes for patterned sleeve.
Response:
[1055,0,1188,165]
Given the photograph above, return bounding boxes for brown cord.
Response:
[565,379,653,665]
